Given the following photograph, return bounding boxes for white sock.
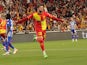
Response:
[75,39,77,42]
[72,39,74,42]
[43,50,47,56]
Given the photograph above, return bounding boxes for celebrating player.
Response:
[70,17,78,42]
[17,4,63,58]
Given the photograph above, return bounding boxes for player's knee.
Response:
[37,37,44,43]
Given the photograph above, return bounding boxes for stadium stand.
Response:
[0,0,87,33]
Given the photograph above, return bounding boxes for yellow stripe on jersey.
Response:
[33,12,41,21]
[41,19,47,30]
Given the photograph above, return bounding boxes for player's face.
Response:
[38,6,44,14]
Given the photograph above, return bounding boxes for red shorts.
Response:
[36,30,46,38]
[0,33,6,39]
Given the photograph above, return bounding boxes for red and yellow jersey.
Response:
[0,18,6,34]
[29,12,62,32]
[33,12,47,31]
[17,11,63,32]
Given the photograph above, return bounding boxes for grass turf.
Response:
[0,39,87,65]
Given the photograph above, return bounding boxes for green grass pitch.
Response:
[0,39,87,65]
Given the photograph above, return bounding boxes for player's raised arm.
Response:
[16,14,33,24]
[45,12,63,22]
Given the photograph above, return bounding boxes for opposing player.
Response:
[70,17,78,42]
[17,4,63,58]
[3,14,18,55]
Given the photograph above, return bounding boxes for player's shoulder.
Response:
[33,12,41,21]
[32,12,38,17]
[0,18,4,22]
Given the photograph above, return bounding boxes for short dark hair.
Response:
[6,13,11,19]
[37,3,44,8]
[35,3,44,11]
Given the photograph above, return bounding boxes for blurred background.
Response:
[0,0,87,33]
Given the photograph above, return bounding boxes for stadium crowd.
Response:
[0,0,87,33]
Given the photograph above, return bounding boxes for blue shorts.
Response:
[71,29,76,33]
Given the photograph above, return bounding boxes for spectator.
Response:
[0,0,87,33]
